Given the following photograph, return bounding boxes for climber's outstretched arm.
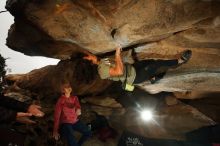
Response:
[109,47,124,76]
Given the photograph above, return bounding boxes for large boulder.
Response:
[3,0,220,145]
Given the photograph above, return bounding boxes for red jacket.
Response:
[53,95,81,133]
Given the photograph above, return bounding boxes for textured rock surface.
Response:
[3,0,220,145]
[6,0,220,58]
[5,0,220,93]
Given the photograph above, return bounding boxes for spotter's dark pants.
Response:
[60,120,91,146]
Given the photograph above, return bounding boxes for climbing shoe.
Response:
[180,50,192,64]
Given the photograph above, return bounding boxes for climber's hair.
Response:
[71,52,98,84]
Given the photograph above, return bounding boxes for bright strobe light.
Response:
[141,110,153,121]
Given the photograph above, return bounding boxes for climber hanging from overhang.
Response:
[72,46,192,92]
